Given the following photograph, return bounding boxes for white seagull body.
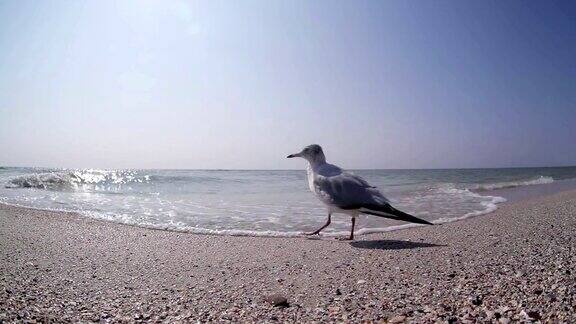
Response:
[288,144,432,240]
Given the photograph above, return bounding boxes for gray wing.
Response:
[313,172,390,209]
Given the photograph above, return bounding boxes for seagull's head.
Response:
[287,144,326,164]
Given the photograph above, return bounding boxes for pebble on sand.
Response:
[264,294,289,307]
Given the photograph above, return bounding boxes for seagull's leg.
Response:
[306,213,331,235]
[338,217,356,241]
[349,217,356,240]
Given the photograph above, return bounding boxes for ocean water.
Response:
[1,166,576,237]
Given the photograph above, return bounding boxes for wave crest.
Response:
[5,169,149,190]
[473,176,553,192]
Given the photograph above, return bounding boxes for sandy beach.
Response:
[1,191,575,323]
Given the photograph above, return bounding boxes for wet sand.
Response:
[1,190,575,322]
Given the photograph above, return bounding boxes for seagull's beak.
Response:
[287,152,302,158]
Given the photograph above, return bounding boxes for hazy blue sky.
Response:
[0,0,575,169]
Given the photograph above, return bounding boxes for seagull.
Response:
[287,144,433,240]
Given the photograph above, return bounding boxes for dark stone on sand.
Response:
[265,294,289,307]
[335,288,342,295]
[469,295,482,306]
[533,288,543,295]
[527,311,541,320]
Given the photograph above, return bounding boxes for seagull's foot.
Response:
[337,236,354,241]
[305,231,321,236]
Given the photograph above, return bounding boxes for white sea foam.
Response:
[432,192,507,224]
[349,188,508,236]
[472,176,554,191]
[76,185,508,238]
[81,209,306,237]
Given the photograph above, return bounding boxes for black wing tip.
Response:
[360,205,435,226]
[406,217,434,226]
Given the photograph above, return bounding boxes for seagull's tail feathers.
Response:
[359,204,433,225]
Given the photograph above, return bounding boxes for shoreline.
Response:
[2,177,576,239]
[483,177,576,203]
[1,189,575,321]
[3,167,576,238]
[3,166,576,239]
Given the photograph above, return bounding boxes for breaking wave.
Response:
[472,176,554,192]
[5,169,149,191]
